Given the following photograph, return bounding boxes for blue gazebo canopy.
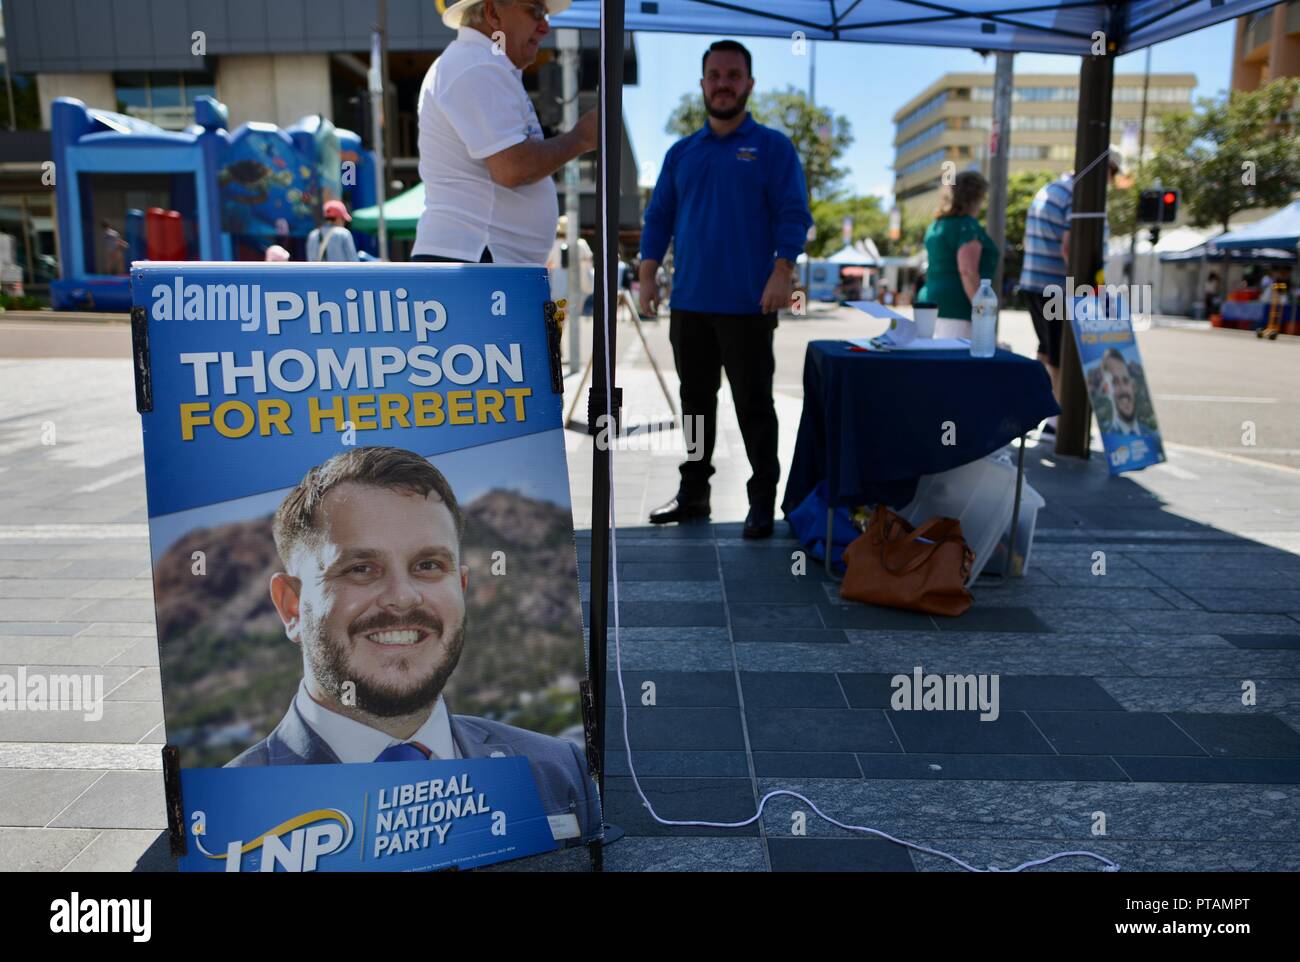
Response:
[555,1,1274,55]
[1215,201,1300,251]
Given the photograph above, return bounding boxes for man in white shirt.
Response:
[413,0,597,264]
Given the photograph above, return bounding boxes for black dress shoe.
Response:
[649,493,710,524]
[742,507,774,540]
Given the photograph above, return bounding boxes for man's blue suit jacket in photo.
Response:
[226,698,601,842]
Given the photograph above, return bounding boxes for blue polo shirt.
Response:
[640,114,812,315]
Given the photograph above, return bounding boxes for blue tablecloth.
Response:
[782,341,1060,514]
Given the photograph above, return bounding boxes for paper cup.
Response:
[913,302,938,339]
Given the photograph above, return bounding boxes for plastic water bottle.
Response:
[970,278,998,358]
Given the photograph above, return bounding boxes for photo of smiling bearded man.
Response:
[226,445,598,842]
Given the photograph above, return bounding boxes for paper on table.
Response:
[847,337,970,352]
[846,300,911,323]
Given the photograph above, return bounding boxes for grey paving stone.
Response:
[0,827,100,871]
[602,777,760,836]
[1219,633,1300,650]
[1115,647,1300,678]
[755,777,1300,843]
[1114,756,1300,785]
[1182,589,1300,614]
[932,607,1053,633]
[940,837,1300,872]
[856,753,1128,782]
[603,639,734,672]
[605,671,738,708]
[0,769,103,826]
[69,580,155,600]
[738,671,848,708]
[1029,711,1207,756]
[745,708,900,753]
[816,604,938,631]
[767,837,916,872]
[760,640,1136,677]
[1096,677,1300,714]
[0,622,89,636]
[603,836,768,871]
[971,586,1174,610]
[1168,713,1300,758]
[604,749,750,777]
[583,581,722,602]
[724,580,834,605]
[47,770,166,829]
[585,601,725,627]
[844,629,1232,650]
[0,637,133,667]
[63,828,174,871]
[68,599,157,623]
[0,742,161,770]
[1035,562,1171,589]
[730,627,848,644]
[103,639,160,666]
[77,622,157,638]
[614,563,721,581]
[888,711,1055,754]
[607,707,746,751]
[752,752,862,778]
[729,604,824,629]
[104,667,161,701]
[0,700,161,743]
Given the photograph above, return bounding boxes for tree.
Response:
[808,194,889,258]
[663,86,853,203]
[1140,77,1300,233]
[1004,170,1055,254]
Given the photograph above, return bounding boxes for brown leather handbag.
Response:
[840,505,975,617]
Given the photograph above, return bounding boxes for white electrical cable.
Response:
[592,7,1118,876]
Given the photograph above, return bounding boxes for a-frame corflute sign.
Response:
[132,262,599,872]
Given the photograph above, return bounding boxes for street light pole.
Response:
[369,27,388,260]
[559,28,583,372]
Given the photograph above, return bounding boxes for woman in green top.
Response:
[918,171,999,328]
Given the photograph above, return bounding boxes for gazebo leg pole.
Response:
[1056,52,1114,459]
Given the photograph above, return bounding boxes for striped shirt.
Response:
[1021,174,1073,293]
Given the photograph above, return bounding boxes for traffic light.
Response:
[1160,189,1179,222]
[1137,188,1179,224]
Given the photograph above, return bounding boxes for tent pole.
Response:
[589,0,624,835]
[986,50,1014,317]
[1056,52,1114,459]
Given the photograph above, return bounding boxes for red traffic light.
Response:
[1163,192,1176,205]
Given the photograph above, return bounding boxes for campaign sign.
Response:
[1070,290,1165,475]
[131,263,599,872]
[179,757,556,872]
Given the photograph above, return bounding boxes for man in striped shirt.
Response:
[1020,156,1118,432]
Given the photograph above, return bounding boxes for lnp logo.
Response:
[196,809,353,872]
[735,147,758,162]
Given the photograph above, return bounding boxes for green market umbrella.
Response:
[349,184,425,239]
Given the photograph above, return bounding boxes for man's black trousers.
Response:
[668,308,780,512]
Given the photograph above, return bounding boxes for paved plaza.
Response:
[1,309,1299,871]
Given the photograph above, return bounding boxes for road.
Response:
[2,307,1297,472]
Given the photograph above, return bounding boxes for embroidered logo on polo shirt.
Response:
[735,147,758,162]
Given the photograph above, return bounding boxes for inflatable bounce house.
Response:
[51,96,377,312]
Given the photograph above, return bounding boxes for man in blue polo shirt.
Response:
[638,40,812,539]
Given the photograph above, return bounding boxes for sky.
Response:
[622,18,1237,202]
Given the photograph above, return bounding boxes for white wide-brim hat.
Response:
[441,0,572,30]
